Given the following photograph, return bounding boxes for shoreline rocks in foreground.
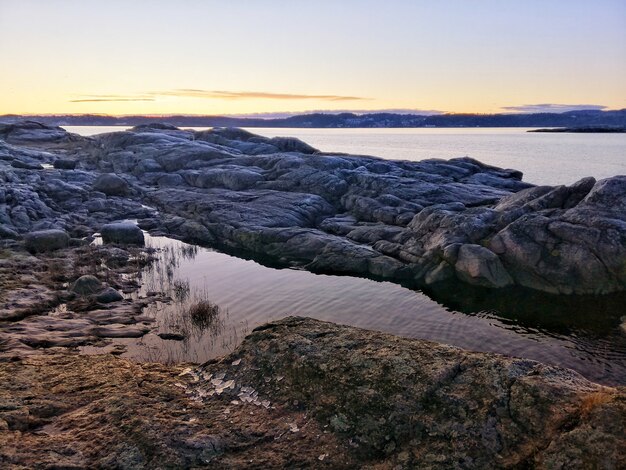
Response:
[1,120,625,296]
[0,317,624,469]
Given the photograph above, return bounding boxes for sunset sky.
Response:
[1,0,625,116]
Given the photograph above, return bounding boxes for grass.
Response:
[187,300,220,330]
[580,391,613,416]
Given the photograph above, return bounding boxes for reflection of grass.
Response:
[172,279,190,302]
[129,237,251,364]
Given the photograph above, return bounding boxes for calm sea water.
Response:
[64,126,626,185]
[66,126,626,384]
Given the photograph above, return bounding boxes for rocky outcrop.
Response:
[1,121,625,295]
[1,317,623,469]
[0,121,82,144]
[210,317,626,468]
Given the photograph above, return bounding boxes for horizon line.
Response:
[2,108,624,119]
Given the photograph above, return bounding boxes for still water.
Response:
[82,234,626,386]
[64,126,626,186]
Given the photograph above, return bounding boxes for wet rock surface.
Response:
[0,317,624,469]
[0,242,159,358]
[1,121,624,295]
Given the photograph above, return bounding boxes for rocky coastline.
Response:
[1,121,625,296]
[1,121,625,468]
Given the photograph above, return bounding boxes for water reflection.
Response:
[118,240,249,364]
[106,234,625,386]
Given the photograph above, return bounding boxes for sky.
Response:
[1,0,625,116]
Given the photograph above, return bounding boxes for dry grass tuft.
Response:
[580,391,614,416]
[187,300,220,329]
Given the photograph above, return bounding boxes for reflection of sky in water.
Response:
[84,234,626,386]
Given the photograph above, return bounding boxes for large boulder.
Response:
[101,223,144,246]
[24,229,69,253]
[92,173,130,196]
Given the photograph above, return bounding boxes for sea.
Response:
[64,126,626,385]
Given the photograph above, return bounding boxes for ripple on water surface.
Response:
[82,234,626,386]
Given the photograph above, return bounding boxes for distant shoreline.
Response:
[528,126,626,133]
[1,109,625,129]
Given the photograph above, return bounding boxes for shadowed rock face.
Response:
[1,121,625,295]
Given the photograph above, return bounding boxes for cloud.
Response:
[155,89,367,101]
[70,98,156,102]
[69,90,368,103]
[501,103,607,113]
[69,94,155,103]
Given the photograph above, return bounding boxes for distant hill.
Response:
[2,109,626,129]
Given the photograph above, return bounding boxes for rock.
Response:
[454,244,513,288]
[0,121,76,143]
[93,173,130,196]
[68,237,88,247]
[205,317,626,468]
[157,332,186,341]
[24,229,69,253]
[103,247,130,268]
[268,136,318,154]
[11,160,43,170]
[2,121,625,296]
[86,199,107,212]
[96,287,124,303]
[1,318,624,469]
[53,159,77,170]
[90,324,151,338]
[101,223,145,246]
[0,224,19,239]
[71,275,102,296]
